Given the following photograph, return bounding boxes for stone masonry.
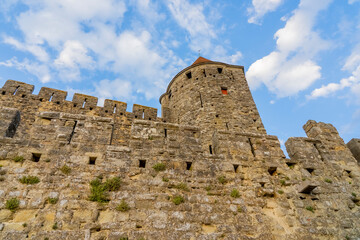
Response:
[0,57,359,240]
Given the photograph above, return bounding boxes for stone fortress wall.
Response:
[0,58,359,240]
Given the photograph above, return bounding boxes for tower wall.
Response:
[160,62,266,135]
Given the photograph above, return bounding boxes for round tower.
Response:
[160,57,266,135]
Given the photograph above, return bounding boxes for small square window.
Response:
[32,153,41,162]
[186,72,192,79]
[186,162,192,170]
[139,160,146,168]
[89,157,97,165]
[221,87,228,95]
[268,167,277,176]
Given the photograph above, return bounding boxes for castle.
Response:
[0,57,359,239]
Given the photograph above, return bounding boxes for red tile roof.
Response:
[192,56,212,65]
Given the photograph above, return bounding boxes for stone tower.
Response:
[160,57,266,134]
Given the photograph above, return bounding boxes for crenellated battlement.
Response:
[0,79,159,121]
[0,58,360,240]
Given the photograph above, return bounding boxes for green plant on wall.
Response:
[6,198,20,211]
[13,156,24,162]
[230,189,240,198]
[116,200,130,212]
[305,206,314,213]
[218,176,227,184]
[153,163,166,172]
[89,177,122,203]
[19,176,40,184]
[47,197,58,204]
[174,183,190,192]
[60,165,71,175]
[172,195,184,205]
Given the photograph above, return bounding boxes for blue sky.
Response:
[0,0,360,148]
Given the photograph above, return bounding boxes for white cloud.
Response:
[130,0,164,23]
[307,49,360,100]
[349,0,360,4]
[55,40,94,69]
[3,36,49,62]
[0,57,51,83]
[248,0,284,24]
[167,0,215,53]
[214,50,243,65]
[94,78,133,100]
[0,0,181,100]
[246,0,332,97]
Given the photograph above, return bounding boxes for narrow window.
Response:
[49,93,54,102]
[68,120,77,144]
[164,128,167,138]
[186,72,192,79]
[199,92,203,108]
[248,138,255,157]
[31,153,41,162]
[186,162,192,170]
[286,162,296,169]
[226,122,229,130]
[209,145,213,155]
[217,68,223,74]
[139,160,146,168]
[142,110,144,119]
[5,111,21,138]
[203,69,206,77]
[113,104,117,114]
[109,124,115,145]
[299,184,317,194]
[89,157,97,165]
[233,164,239,172]
[221,87,228,95]
[13,86,19,95]
[268,167,277,176]
[82,99,87,108]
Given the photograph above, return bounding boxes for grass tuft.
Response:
[47,197,58,204]
[218,176,227,184]
[89,177,122,203]
[60,165,71,175]
[324,178,332,184]
[19,176,40,184]
[153,163,166,172]
[13,156,24,163]
[6,198,20,211]
[174,183,190,192]
[230,189,240,198]
[305,206,314,213]
[116,200,130,212]
[172,195,184,205]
